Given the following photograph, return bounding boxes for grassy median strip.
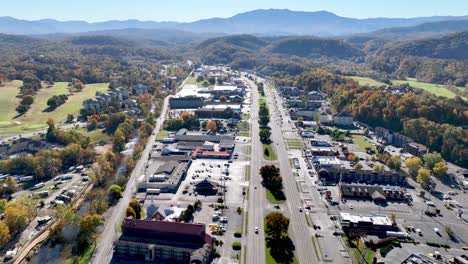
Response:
[311,236,321,262]
[266,189,285,204]
[263,144,277,160]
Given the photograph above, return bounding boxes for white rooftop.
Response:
[340,212,393,226]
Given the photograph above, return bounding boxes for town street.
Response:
[90,96,170,264]
[244,77,267,264]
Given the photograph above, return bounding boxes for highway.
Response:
[90,95,170,264]
[244,77,267,264]
[262,79,318,264]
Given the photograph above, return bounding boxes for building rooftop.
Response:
[340,212,393,226]
[121,218,213,245]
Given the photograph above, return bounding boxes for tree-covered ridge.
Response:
[376,31,468,60]
[268,37,364,59]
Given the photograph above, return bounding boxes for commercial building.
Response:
[318,166,406,186]
[194,106,236,119]
[173,129,235,143]
[340,184,408,202]
[138,160,190,193]
[313,157,406,186]
[191,149,231,160]
[340,212,396,234]
[169,96,205,109]
[146,203,183,222]
[193,178,220,195]
[113,218,213,264]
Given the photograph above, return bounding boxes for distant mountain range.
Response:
[1,9,467,36]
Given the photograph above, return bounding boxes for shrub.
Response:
[234,231,242,238]
[232,242,241,250]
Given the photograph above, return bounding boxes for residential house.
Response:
[333,112,353,126]
[306,91,326,100]
[133,84,148,95]
[279,86,302,97]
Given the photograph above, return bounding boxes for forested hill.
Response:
[358,19,468,40]
[268,37,364,59]
[376,31,468,60]
[196,34,365,61]
[68,35,135,46]
[198,34,269,50]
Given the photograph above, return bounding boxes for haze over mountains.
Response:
[1,9,467,36]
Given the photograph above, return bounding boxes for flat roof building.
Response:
[114,218,213,264]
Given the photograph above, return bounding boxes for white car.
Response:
[255,227,259,234]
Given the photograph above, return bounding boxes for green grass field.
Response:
[0,81,22,131]
[262,144,277,161]
[351,135,376,152]
[287,140,304,150]
[75,128,112,143]
[156,129,169,141]
[348,76,386,87]
[185,76,213,88]
[392,78,462,99]
[348,76,466,100]
[0,81,108,134]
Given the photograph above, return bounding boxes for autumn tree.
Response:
[4,197,35,234]
[417,168,431,189]
[386,156,401,171]
[77,213,104,251]
[0,200,7,214]
[108,184,122,204]
[265,212,289,241]
[206,120,217,131]
[373,164,384,172]
[33,150,62,179]
[129,199,142,219]
[6,177,17,193]
[0,221,10,247]
[112,129,126,152]
[423,152,443,171]
[405,157,422,176]
[126,207,136,218]
[433,162,448,178]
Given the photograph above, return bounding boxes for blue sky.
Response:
[1,0,467,22]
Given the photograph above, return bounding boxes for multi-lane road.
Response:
[262,80,318,264]
[245,77,267,264]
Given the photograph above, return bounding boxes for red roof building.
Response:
[114,218,213,263]
[191,149,231,159]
